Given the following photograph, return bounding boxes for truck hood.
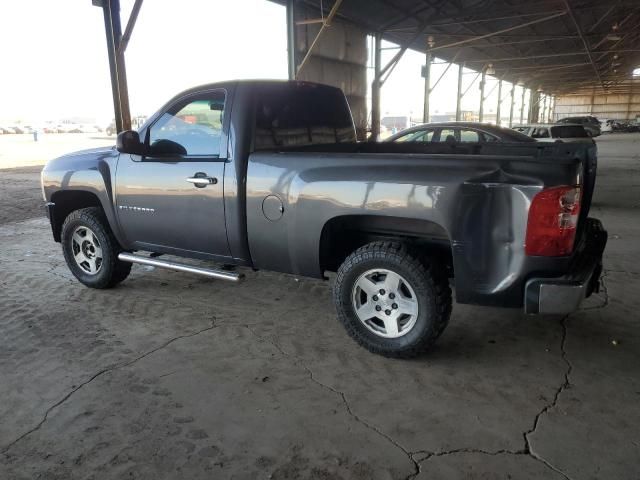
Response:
[43,145,118,173]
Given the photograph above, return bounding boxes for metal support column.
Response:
[528,90,540,123]
[478,68,486,122]
[422,51,432,123]
[370,32,382,141]
[97,0,131,132]
[508,85,515,127]
[519,88,526,124]
[111,0,131,131]
[286,0,296,80]
[496,79,503,125]
[542,95,547,122]
[100,0,123,133]
[455,62,464,121]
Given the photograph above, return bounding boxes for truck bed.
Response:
[244,140,593,308]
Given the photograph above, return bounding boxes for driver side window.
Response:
[149,92,226,156]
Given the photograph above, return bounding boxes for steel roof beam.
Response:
[460,49,640,63]
[296,0,344,77]
[563,0,604,89]
[117,0,143,55]
[426,11,567,54]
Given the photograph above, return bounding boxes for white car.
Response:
[512,124,593,143]
[599,119,614,133]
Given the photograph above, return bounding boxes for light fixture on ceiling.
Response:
[427,35,435,48]
[537,86,543,92]
[607,34,622,41]
[485,63,495,75]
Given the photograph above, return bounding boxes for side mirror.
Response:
[116,130,145,155]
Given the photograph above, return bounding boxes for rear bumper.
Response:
[524,218,607,314]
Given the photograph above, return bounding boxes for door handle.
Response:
[186,174,218,187]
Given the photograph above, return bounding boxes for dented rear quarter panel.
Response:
[246,149,583,307]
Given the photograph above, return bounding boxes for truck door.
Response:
[115,89,231,260]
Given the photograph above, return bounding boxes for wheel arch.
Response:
[319,214,453,276]
[49,190,106,242]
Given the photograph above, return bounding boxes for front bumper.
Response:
[524,218,607,314]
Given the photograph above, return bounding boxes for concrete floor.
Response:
[1,134,639,479]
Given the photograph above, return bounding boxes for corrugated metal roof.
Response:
[274,0,640,95]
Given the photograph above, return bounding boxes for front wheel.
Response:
[333,242,451,358]
[61,207,131,288]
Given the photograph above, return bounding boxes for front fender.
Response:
[42,147,126,246]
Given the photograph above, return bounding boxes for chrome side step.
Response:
[118,252,243,282]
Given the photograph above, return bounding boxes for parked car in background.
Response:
[106,121,116,136]
[513,124,594,143]
[600,119,614,133]
[380,114,416,134]
[616,121,640,132]
[78,125,101,134]
[556,116,601,137]
[385,122,536,144]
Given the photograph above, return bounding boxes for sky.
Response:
[0,0,529,126]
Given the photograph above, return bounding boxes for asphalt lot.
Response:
[0,134,639,479]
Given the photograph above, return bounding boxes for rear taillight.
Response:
[525,186,582,256]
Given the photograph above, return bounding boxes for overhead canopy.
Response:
[275,0,640,95]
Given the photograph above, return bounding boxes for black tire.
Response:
[61,207,131,288]
[333,241,452,358]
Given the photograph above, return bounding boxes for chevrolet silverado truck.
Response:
[41,80,607,358]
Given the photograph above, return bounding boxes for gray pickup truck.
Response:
[42,80,607,358]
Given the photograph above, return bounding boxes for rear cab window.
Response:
[254,83,356,150]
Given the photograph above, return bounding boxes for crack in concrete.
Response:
[0,287,591,478]
[414,447,524,464]
[522,314,574,480]
[244,325,421,480]
[415,315,575,480]
[245,313,582,480]
[413,446,574,479]
[1,320,217,455]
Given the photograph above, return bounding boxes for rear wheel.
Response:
[333,242,452,358]
[61,207,131,288]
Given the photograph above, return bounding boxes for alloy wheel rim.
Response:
[351,268,419,338]
[71,226,103,275]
